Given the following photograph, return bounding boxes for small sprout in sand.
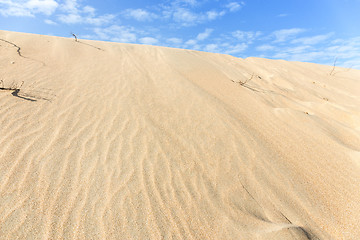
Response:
[323,97,329,101]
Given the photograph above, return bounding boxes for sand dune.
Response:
[0,30,359,239]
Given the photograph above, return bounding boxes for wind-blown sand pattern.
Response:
[0,30,359,239]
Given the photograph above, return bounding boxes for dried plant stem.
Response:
[72,33,78,42]
[329,57,337,76]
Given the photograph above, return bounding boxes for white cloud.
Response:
[139,37,159,45]
[232,30,261,43]
[57,2,115,25]
[286,45,312,54]
[291,33,334,45]
[85,14,115,26]
[60,0,78,13]
[183,38,201,50]
[326,45,359,59]
[173,0,198,7]
[224,43,248,54]
[272,28,306,42]
[204,43,219,53]
[57,13,82,24]
[26,0,58,15]
[273,51,327,63]
[322,37,360,68]
[0,0,58,17]
[44,19,57,25]
[183,29,213,48]
[93,25,137,43]
[206,10,225,20]
[0,6,33,17]
[256,44,275,51]
[123,8,157,21]
[257,34,360,69]
[342,59,360,69]
[173,8,198,23]
[277,13,288,17]
[185,39,197,45]
[196,28,213,41]
[83,6,95,15]
[167,37,183,45]
[226,2,245,12]
[182,0,197,6]
[166,5,226,26]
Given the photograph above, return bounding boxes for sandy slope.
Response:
[0,30,359,239]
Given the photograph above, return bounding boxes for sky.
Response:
[1,0,360,69]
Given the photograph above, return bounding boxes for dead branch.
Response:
[71,32,78,42]
[329,57,337,76]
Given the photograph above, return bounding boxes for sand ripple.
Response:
[1,30,360,239]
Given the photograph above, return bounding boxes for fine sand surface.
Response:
[0,30,360,239]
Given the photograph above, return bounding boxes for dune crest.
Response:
[0,30,359,239]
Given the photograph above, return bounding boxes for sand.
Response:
[0,30,359,239]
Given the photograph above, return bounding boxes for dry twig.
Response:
[329,57,337,76]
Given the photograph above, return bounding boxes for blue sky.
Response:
[1,0,360,68]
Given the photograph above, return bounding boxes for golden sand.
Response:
[0,30,359,239]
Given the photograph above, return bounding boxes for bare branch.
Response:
[329,57,337,76]
[240,73,255,85]
[71,32,78,42]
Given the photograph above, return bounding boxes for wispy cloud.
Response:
[58,12,115,25]
[185,39,197,46]
[169,8,225,26]
[159,0,239,27]
[224,43,248,54]
[204,43,219,52]
[256,44,275,51]
[123,8,158,21]
[139,37,159,45]
[172,8,198,23]
[272,28,306,42]
[256,31,360,69]
[26,0,58,15]
[0,0,58,17]
[44,19,57,25]
[57,1,115,25]
[0,0,115,25]
[226,2,245,12]
[166,38,183,46]
[91,25,137,43]
[196,28,213,41]
[325,37,360,60]
[60,0,78,13]
[291,33,334,45]
[175,0,199,7]
[206,10,226,20]
[1,0,359,70]
[181,28,214,50]
[232,30,262,43]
